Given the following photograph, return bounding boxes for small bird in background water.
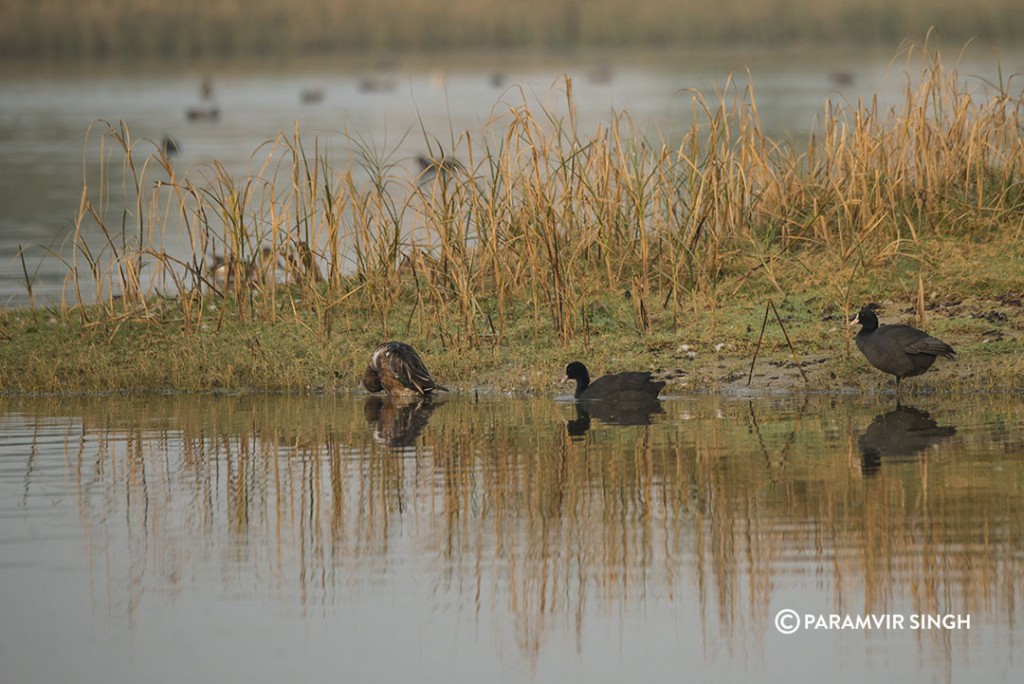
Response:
[186,105,220,122]
[161,136,180,158]
[362,342,448,397]
[851,307,956,393]
[415,154,465,183]
[300,88,324,104]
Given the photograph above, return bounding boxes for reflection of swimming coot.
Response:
[362,342,448,398]
[852,308,955,392]
[563,362,665,401]
[858,405,956,474]
[566,407,591,438]
[565,399,664,437]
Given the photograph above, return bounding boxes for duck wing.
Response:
[372,342,447,394]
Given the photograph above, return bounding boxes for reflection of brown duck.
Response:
[362,342,448,397]
[363,395,440,448]
[858,404,956,475]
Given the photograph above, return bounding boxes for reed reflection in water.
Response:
[0,393,1022,683]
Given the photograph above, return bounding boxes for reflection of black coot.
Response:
[858,405,956,475]
[565,398,664,437]
[363,395,439,448]
[566,408,591,439]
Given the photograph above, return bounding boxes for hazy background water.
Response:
[3,46,1022,307]
[1,393,1022,683]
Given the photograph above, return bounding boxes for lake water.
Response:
[2,46,1023,307]
[3,47,1024,681]
[1,392,1022,683]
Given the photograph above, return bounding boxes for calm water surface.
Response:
[3,46,1023,306]
[1,392,1022,683]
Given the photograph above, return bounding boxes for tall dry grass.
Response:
[57,39,1024,348]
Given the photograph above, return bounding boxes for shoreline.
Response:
[1,308,1019,398]
[2,43,1021,398]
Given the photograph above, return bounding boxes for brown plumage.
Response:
[852,308,955,392]
[362,342,447,397]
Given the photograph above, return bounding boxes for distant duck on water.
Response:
[415,154,465,183]
[161,135,180,158]
[362,342,448,397]
[186,105,220,122]
[851,308,956,392]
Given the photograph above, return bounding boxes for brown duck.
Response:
[362,342,448,397]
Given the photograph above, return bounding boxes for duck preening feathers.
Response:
[363,342,448,397]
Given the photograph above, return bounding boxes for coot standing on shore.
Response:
[851,308,956,392]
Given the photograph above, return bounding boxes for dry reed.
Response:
[50,39,1023,359]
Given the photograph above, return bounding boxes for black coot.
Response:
[852,308,955,391]
[563,361,665,401]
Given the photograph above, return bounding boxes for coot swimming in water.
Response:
[563,361,665,401]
